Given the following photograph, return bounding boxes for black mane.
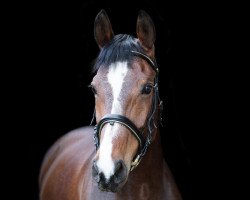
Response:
[93,34,145,72]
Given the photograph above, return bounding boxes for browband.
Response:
[131,50,159,73]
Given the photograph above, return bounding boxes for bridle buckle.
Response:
[130,155,141,171]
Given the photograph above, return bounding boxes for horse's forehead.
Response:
[94,60,151,83]
[107,61,129,100]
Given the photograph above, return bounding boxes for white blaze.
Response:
[97,62,128,179]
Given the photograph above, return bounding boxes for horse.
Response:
[39,10,182,200]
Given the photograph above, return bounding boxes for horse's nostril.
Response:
[114,160,126,184]
[115,161,122,172]
[92,161,100,183]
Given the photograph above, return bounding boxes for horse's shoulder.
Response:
[39,126,94,186]
[162,161,183,200]
[59,126,94,146]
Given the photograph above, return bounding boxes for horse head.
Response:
[91,9,161,192]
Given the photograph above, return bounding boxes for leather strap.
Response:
[93,114,146,155]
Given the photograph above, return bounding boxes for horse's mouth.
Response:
[99,186,118,193]
[98,178,127,193]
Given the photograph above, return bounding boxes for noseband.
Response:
[92,51,162,171]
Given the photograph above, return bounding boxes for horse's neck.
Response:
[118,129,167,197]
[129,129,164,181]
[128,131,182,200]
[120,130,182,199]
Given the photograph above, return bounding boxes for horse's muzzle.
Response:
[92,160,127,192]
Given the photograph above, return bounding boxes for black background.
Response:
[23,0,234,199]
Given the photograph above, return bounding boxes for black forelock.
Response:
[93,34,145,72]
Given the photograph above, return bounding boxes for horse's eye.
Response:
[89,85,97,95]
[141,84,153,95]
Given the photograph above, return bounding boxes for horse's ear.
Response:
[94,9,114,48]
[136,10,156,51]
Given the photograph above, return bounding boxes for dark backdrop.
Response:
[26,0,227,200]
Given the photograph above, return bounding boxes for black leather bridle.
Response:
[92,51,163,171]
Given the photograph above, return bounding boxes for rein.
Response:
[92,51,163,171]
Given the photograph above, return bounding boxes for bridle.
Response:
[92,50,163,171]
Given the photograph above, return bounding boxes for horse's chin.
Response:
[98,177,127,193]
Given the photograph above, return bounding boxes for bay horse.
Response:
[39,10,182,200]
